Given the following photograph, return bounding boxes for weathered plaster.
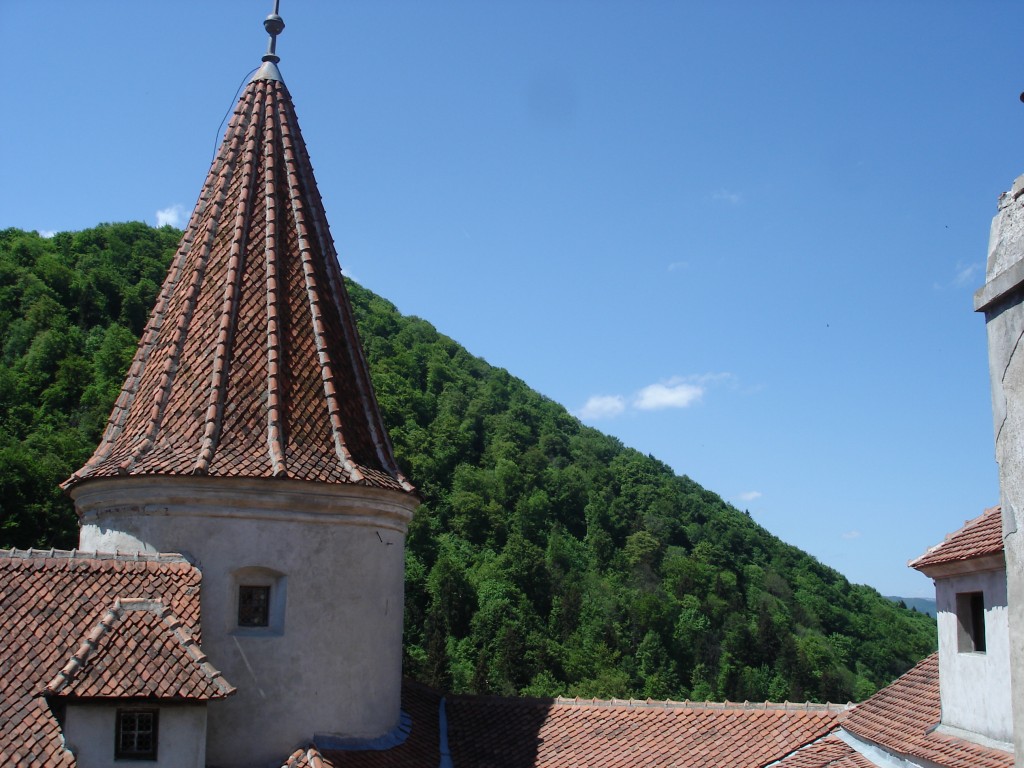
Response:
[934,569,1012,742]
[975,172,1024,764]
[62,703,207,768]
[73,475,418,768]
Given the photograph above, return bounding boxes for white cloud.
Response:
[953,261,981,286]
[711,189,742,205]
[633,377,704,411]
[737,491,762,502]
[579,373,735,422]
[156,204,186,228]
[841,530,862,540]
[578,395,627,420]
[667,261,689,272]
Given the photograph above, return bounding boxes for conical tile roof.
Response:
[66,63,413,495]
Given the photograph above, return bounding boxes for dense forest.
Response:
[0,224,936,705]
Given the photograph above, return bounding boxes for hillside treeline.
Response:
[0,224,935,704]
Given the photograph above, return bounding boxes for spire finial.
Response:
[252,1,285,82]
[263,1,285,64]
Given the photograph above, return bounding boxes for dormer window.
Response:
[956,591,986,653]
[116,708,158,760]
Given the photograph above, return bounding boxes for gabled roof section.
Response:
[911,506,1004,575]
[841,653,1012,768]
[64,69,414,495]
[45,598,234,701]
[0,549,204,765]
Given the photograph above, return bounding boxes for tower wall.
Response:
[74,476,417,768]
[975,173,1024,764]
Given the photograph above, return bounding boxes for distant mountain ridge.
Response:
[0,224,936,704]
[887,597,937,618]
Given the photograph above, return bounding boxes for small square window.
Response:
[956,591,986,653]
[238,585,271,627]
[116,708,158,760]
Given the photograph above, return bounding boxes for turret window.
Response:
[956,591,986,653]
[238,585,271,627]
[231,566,287,634]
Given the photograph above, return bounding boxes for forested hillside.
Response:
[0,224,935,705]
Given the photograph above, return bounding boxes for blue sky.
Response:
[5,1,1022,598]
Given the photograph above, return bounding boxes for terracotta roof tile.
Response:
[64,75,415,496]
[443,696,846,768]
[842,653,1012,768]
[0,549,207,766]
[45,598,234,701]
[771,735,875,768]
[911,506,1003,571]
[281,687,847,768]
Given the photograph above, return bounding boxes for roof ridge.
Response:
[550,696,850,712]
[0,548,192,563]
[447,690,849,713]
[44,598,234,699]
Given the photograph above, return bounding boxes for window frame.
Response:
[231,566,287,636]
[955,591,987,653]
[238,584,272,627]
[115,707,159,761]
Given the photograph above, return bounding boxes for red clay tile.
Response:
[911,506,1003,571]
[842,653,1012,768]
[0,549,209,765]
[63,77,415,497]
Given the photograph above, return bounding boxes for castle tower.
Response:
[63,8,419,766]
[975,174,1024,764]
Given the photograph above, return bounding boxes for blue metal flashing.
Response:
[438,696,454,768]
[313,710,413,751]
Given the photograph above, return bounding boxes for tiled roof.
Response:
[45,598,234,700]
[771,735,875,768]
[276,686,848,768]
[443,696,846,768]
[0,549,207,766]
[64,72,414,495]
[911,506,1003,571]
[842,653,1012,768]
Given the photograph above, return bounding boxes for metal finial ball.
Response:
[265,13,285,37]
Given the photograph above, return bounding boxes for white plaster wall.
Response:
[63,703,207,768]
[75,476,417,768]
[935,569,1012,743]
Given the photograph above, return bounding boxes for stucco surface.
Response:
[63,704,207,768]
[935,570,1012,742]
[978,172,1024,764]
[75,475,417,768]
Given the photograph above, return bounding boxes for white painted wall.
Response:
[75,475,417,768]
[63,703,207,768]
[935,568,1012,743]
